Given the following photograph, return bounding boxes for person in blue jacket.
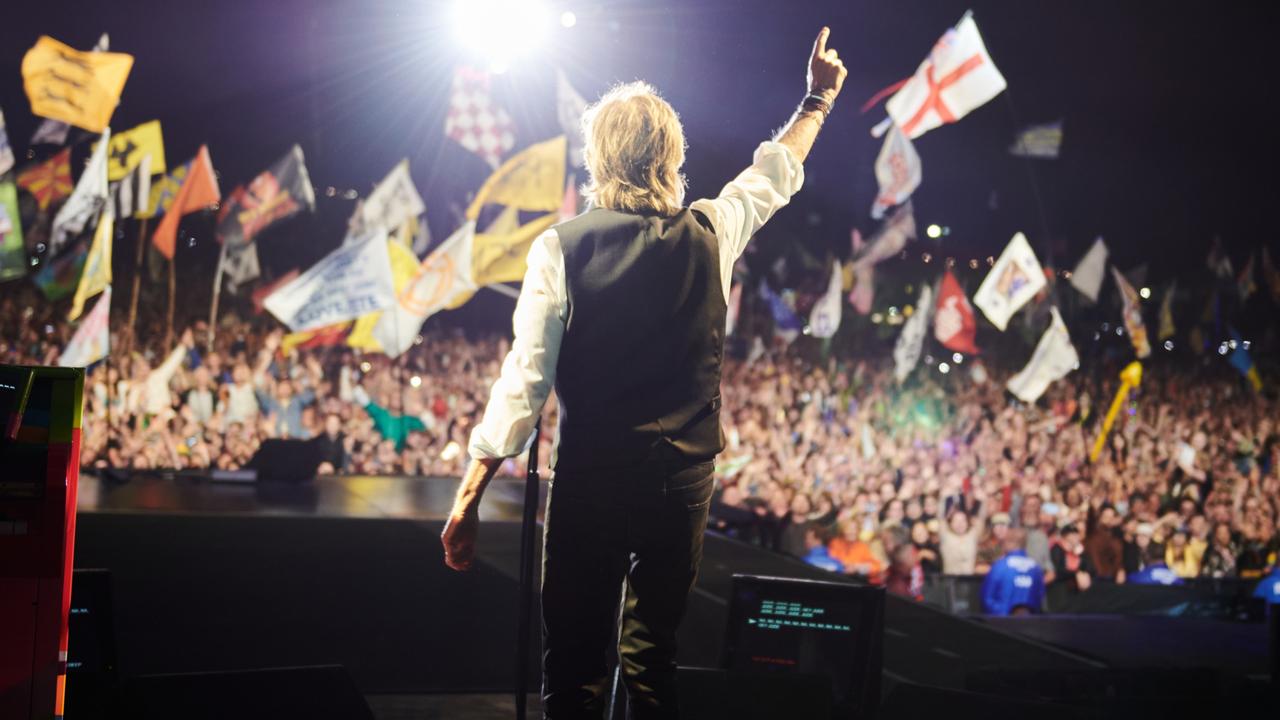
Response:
[982,528,1046,616]
[1128,545,1184,586]
[801,523,846,574]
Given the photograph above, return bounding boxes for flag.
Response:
[884,14,1007,139]
[152,145,220,259]
[1111,266,1151,358]
[222,242,261,294]
[809,262,843,339]
[471,212,559,287]
[59,286,111,367]
[347,159,423,241]
[893,285,933,383]
[0,182,25,281]
[136,161,189,220]
[33,242,88,301]
[16,148,73,210]
[30,118,70,146]
[1263,247,1280,303]
[1070,237,1107,302]
[1009,121,1063,159]
[849,262,874,315]
[371,222,478,357]
[466,136,566,219]
[725,281,742,336]
[870,123,922,219]
[1237,251,1257,301]
[1228,329,1262,392]
[21,36,133,132]
[445,66,516,168]
[1158,281,1176,341]
[98,119,165,180]
[854,200,916,267]
[1007,307,1078,403]
[109,154,152,218]
[934,269,978,354]
[50,127,111,256]
[263,232,396,332]
[346,239,423,351]
[556,69,588,168]
[217,144,315,248]
[0,109,14,176]
[760,280,802,344]
[1207,236,1233,280]
[281,322,353,356]
[68,207,112,321]
[974,232,1046,331]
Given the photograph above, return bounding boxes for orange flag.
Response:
[152,145,220,259]
[16,148,73,210]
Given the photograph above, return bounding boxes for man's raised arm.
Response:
[775,26,848,163]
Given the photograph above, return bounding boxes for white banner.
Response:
[349,160,425,240]
[1070,236,1108,302]
[59,285,111,367]
[264,232,396,332]
[50,126,111,255]
[1007,306,1078,403]
[974,232,1046,331]
[893,284,933,383]
[870,123,921,219]
[809,262,843,339]
[372,221,478,357]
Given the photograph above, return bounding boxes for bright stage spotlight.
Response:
[453,0,551,72]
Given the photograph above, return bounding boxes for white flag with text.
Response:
[974,232,1046,331]
[372,221,478,357]
[264,232,396,332]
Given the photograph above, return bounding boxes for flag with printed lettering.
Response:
[974,232,1046,331]
[1111,266,1151,358]
[109,154,151,219]
[445,66,516,168]
[217,144,315,248]
[136,161,188,220]
[99,119,165,180]
[59,285,111,367]
[371,222,478,357]
[22,35,133,132]
[1070,237,1108,302]
[466,136,566,219]
[893,285,933,383]
[263,232,396,332]
[556,69,588,167]
[152,145,220,259]
[0,182,25,281]
[934,269,978,354]
[347,239,423,352]
[347,159,423,242]
[50,127,111,256]
[870,123,921,220]
[1006,307,1078,403]
[884,14,1007,139]
[68,207,112,321]
[1009,120,1063,159]
[809,262,844,339]
[0,109,14,176]
[17,148,73,210]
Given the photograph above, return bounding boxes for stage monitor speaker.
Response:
[676,666,831,719]
[245,438,325,483]
[721,574,883,719]
[119,664,373,720]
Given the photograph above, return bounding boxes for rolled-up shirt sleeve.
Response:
[690,141,805,301]
[468,228,567,460]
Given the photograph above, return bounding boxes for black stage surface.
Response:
[72,473,1275,717]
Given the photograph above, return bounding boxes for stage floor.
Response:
[71,472,1272,717]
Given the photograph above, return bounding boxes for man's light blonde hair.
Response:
[581,82,687,217]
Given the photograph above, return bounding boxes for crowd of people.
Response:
[3,280,1278,609]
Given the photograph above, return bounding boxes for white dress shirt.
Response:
[468,141,805,461]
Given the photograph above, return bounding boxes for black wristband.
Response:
[802,92,834,115]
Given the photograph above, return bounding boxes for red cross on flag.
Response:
[886,14,1006,140]
[445,66,516,169]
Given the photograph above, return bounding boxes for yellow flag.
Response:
[22,36,134,133]
[98,119,166,180]
[442,212,560,312]
[347,240,424,351]
[466,136,566,220]
[135,163,188,220]
[69,208,113,321]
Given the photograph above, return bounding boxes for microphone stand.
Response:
[515,420,541,719]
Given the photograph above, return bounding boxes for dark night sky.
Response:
[3,0,1277,328]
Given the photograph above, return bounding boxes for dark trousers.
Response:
[541,447,715,720]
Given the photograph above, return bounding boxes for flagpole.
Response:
[208,242,228,353]
[125,217,149,356]
[165,251,176,351]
